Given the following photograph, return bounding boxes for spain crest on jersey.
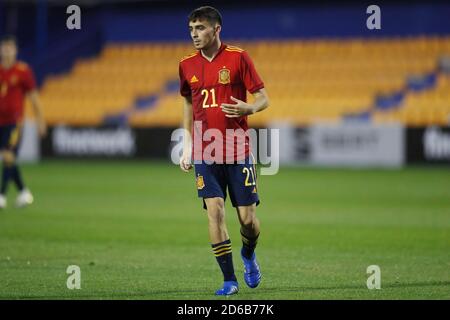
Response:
[218,68,231,84]
[196,174,205,190]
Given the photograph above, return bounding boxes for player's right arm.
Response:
[180,95,193,172]
[27,89,47,137]
[179,60,194,172]
[21,64,47,137]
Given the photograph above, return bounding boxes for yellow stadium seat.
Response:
[34,37,450,127]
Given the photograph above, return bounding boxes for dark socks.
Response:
[1,164,25,195]
[11,165,25,191]
[212,239,237,282]
[241,229,260,259]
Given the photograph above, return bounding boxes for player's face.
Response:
[0,41,17,62]
[189,19,219,50]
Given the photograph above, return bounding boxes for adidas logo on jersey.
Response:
[190,75,199,83]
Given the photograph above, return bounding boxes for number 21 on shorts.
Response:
[243,166,256,186]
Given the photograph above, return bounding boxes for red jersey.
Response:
[0,61,36,125]
[179,44,264,163]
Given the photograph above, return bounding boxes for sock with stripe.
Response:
[241,229,260,259]
[212,239,237,282]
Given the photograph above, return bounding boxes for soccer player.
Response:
[0,35,46,208]
[178,7,269,295]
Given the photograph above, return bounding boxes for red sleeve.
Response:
[21,65,37,92]
[240,51,264,94]
[179,63,191,97]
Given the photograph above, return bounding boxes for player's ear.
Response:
[215,24,221,35]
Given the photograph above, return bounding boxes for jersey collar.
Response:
[0,61,17,71]
[200,43,226,63]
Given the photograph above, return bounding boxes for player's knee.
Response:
[206,197,225,211]
[238,205,258,229]
[2,151,16,166]
[242,217,258,230]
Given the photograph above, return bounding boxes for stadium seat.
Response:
[31,36,450,127]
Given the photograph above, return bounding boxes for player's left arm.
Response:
[221,88,269,118]
[27,90,47,137]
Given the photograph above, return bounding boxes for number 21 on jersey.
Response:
[201,88,218,108]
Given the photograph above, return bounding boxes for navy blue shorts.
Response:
[194,156,260,210]
[0,124,22,155]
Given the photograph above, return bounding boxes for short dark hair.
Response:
[0,34,17,45]
[188,6,222,27]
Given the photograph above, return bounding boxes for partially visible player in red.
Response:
[179,7,269,295]
[0,35,46,209]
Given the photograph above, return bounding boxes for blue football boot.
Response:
[241,250,261,288]
[215,281,239,296]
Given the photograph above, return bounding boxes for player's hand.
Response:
[221,96,255,118]
[180,152,192,172]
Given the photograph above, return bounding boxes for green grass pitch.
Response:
[0,160,449,299]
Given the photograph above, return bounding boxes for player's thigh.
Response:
[226,157,260,208]
[194,162,227,209]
